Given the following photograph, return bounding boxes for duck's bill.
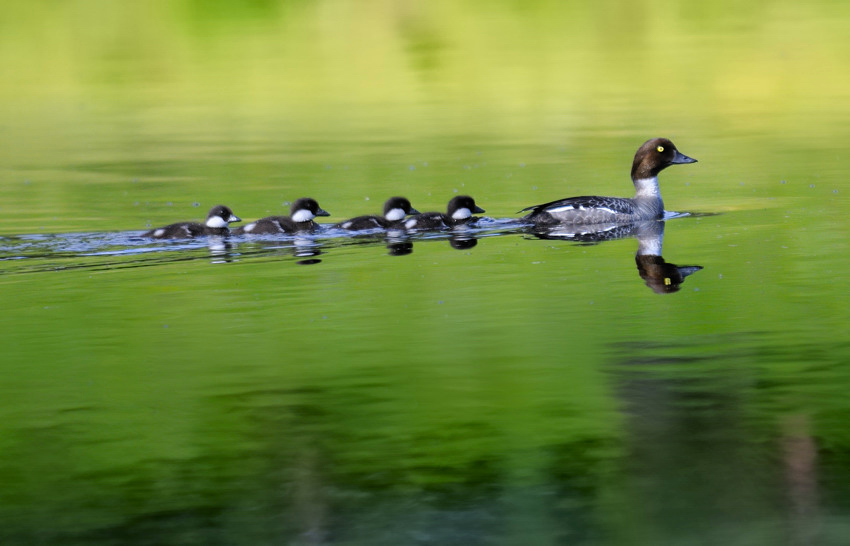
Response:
[228,215,242,222]
[316,208,331,217]
[672,151,697,164]
[473,206,486,213]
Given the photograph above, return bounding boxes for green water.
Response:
[2,1,850,544]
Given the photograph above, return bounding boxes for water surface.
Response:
[1,1,849,544]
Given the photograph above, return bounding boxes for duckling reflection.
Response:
[231,235,324,265]
[293,237,323,265]
[529,220,702,293]
[386,229,414,256]
[207,239,236,264]
[385,229,480,255]
[449,233,479,250]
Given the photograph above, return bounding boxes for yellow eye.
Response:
[657,145,665,152]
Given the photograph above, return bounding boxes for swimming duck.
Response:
[403,195,485,230]
[335,196,419,230]
[519,138,696,226]
[144,205,241,238]
[235,198,330,235]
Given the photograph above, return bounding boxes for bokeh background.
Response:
[2,0,847,233]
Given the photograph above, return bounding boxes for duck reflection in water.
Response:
[207,239,236,264]
[529,219,702,294]
[386,229,414,256]
[633,222,702,294]
[293,237,323,265]
[449,233,478,250]
[233,235,324,265]
[384,229,479,256]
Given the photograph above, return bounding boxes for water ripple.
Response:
[0,216,702,276]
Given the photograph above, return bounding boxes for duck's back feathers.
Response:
[236,215,323,234]
[337,215,390,230]
[278,216,322,233]
[520,196,637,225]
[336,197,419,231]
[405,195,485,231]
[403,212,451,230]
[144,205,240,239]
[235,217,286,235]
[144,222,206,239]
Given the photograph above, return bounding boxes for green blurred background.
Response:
[1,0,847,234]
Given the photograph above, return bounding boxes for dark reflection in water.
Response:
[60,383,512,545]
[387,240,414,256]
[293,237,324,265]
[13,365,837,546]
[528,219,703,293]
[448,234,479,250]
[607,336,834,546]
[207,240,236,264]
[6,230,850,544]
[317,225,485,257]
[238,236,326,265]
[221,382,514,546]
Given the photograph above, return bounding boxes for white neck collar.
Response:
[633,176,660,198]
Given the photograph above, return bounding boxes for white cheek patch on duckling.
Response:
[385,208,406,222]
[206,216,228,228]
[451,207,472,220]
[342,221,353,229]
[291,209,315,223]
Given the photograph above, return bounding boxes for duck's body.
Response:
[235,198,330,235]
[403,195,485,231]
[144,205,241,239]
[241,215,321,234]
[520,138,696,226]
[336,197,419,231]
